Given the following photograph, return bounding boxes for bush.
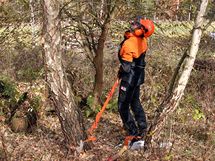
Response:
[0,76,18,115]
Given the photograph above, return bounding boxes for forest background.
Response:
[0,0,215,160]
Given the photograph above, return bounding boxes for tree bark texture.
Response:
[146,0,209,145]
[42,0,87,150]
[93,23,109,107]
[29,0,35,47]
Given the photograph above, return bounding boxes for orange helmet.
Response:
[140,19,155,37]
[130,17,155,38]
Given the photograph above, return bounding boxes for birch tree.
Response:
[29,0,35,47]
[145,0,209,145]
[42,0,87,151]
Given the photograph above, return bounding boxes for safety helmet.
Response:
[130,17,155,38]
[140,19,155,37]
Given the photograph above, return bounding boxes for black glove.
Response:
[117,66,123,79]
[117,70,122,79]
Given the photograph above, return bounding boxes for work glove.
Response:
[117,66,123,79]
[117,69,122,79]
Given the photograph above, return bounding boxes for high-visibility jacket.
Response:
[119,33,148,62]
[118,32,148,86]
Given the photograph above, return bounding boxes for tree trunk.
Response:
[92,24,109,108]
[145,0,209,145]
[42,0,87,151]
[29,0,35,47]
[99,0,105,19]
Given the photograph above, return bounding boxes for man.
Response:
[117,17,155,145]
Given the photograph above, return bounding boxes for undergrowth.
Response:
[0,21,215,160]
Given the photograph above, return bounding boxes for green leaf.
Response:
[193,108,205,121]
[86,95,94,108]
[84,107,94,118]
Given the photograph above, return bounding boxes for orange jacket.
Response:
[119,33,148,62]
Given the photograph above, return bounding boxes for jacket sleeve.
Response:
[118,58,135,84]
[119,39,135,73]
[120,39,135,62]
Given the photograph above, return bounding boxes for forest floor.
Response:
[0,83,215,161]
[1,22,215,161]
[1,96,215,161]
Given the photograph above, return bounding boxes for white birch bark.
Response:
[42,0,87,151]
[29,0,36,47]
[173,0,208,100]
[146,0,209,143]
[99,0,105,19]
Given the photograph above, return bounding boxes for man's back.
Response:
[119,35,148,62]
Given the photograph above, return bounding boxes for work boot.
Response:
[129,137,145,150]
[129,140,145,150]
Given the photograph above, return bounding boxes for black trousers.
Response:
[118,81,147,136]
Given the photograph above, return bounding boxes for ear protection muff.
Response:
[134,28,145,37]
